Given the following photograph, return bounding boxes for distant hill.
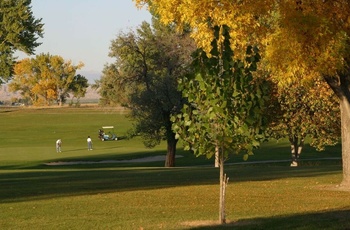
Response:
[0,84,100,104]
[80,86,100,101]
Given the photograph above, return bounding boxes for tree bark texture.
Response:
[324,72,350,188]
[340,97,350,187]
[215,144,219,168]
[165,132,178,167]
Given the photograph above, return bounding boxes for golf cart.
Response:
[98,126,118,141]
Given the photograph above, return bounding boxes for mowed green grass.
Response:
[0,107,349,230]
[0,107,171,168]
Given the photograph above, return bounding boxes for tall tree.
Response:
[134,0,350,188]
[172,25,269,224]
[0,0,43,83]
[9,53,87,106]
[98,19,195,167]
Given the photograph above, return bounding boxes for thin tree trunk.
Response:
[215,143,219,168]
[57,84,62,106]
[219,146,228,224]
[289,135,304,167]
[298,140,304,158]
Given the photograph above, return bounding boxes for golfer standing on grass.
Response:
[87,136,93,150]
[56,139,62,152]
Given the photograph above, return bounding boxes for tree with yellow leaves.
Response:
[134,0,350,188]
[9,53,87,106]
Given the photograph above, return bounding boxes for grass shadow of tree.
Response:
[187,208,350,229]
[0,164,342,204]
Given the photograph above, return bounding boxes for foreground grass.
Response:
[0,107,347,229]
[1,164,349,229]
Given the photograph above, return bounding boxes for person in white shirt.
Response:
[56,139,62,152]
[87,136,93,150]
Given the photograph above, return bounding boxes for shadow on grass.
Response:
[0,163,342,204]
[0,148,214,170]
[187,208,350,229]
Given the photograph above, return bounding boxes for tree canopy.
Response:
[9,53,87,106]
[267,79,340,165]
[173,26,268,160]
[0,0,43,83]
[134,0,349,74]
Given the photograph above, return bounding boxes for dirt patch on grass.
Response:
[317,184,350,192]
[181,220,260,228]
[45,155,183,166]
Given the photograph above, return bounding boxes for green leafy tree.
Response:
[9,53,87,106]
[68,74,89,105]
[172,25,269,224]
[98,19,195,167]
[93,65,122,106]
[0,0,43,83]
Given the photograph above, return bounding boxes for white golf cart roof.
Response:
[102,126,114,129]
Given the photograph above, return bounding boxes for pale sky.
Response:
[18,0,152,83]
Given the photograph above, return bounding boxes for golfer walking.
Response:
[87,136,93,150]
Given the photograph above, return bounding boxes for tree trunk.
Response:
[57,84,62,106]
[324,73,350,188]
[215,143,219,168]
[340,97,350,187]
[219,147,228,224]
[165,132,178,167]
[289,135,304,167]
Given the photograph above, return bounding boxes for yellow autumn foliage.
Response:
[135,0,273,58]
[9,53,84,106]
[134,0,350,79]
